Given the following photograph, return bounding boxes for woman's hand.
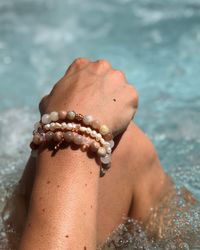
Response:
[39,58,138,136]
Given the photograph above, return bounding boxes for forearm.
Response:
[19,147,99,250]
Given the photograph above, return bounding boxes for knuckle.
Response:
[113,70,125,80]
[94,59,111,72]
[73,57,88,67]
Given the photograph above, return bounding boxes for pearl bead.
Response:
[90,130,97,138]
[73,134,83,145]
[64,131,74,142]
[45,131,54,142]
[109,140,115,149]
[83,115,93,126]
[50,111,59,122]
[44,124,50,131]
[58,111,67,120]
[99,125,110,135]
[61,122,67,129]
[100,154,111,164]
[66,111,76,120]
[106,146,112,154]
[72,123,76,129]
[80,126,86,132]
[54,131,63,142]
[100,138,106,145]
[54,122,62,129]
[97,147,107,157]
[33,134,42,145]
[95,133,102,141]
[86,127,92,134]
[42,114,51,124]
[50,122,56,131]
[90,141,100,152]
[91,119,101,130]
[66,123,73,130]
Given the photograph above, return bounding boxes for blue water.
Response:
[0,0,200,248]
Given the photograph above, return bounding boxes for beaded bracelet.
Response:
[30,111,115,177]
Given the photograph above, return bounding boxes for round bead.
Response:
[103,132,113,141]
[44,124,51,131]
[54,131,63,142]
[66,111,76,120]
[95,133,102,141]
[33,134,42,145]
[105,145,112,154]
[73,134,83,145]
[41,114,51,124]
[99,125,110,135]
[58,111,67,120]
[86,127,92,134]
[80,126,86,132]
[91,119,101,130]
[66,123,73,130]
[64,131,74,142]
[83,115,93,126]
[109,140,115,149]
[90,130,97,138]
[97,147,107,157]
[61,122,67,129]
[50,111,59,122]
[54,122,61,129]
[45,131,54,142]
[50,122,56,131]
[100,138,106,145]
[100,154,111,164]
[90,141,100,152]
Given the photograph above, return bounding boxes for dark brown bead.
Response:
[54,131,63,142]
[75,113,84,122]
[45,131,54,142]
[103,132,113,141]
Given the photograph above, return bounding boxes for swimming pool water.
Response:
[0,0,200,248]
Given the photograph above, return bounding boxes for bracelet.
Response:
[30,111,115,177]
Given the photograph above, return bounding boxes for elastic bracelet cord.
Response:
[30,111,115,177]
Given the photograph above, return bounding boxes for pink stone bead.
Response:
[91,119,101,130]
[58,111,67,120]
[90,141,100,152]
[54,131,63,142]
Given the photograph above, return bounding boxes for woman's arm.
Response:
[19,147,99,249]
[19,58,138,250]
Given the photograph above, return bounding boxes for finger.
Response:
[65,57,91,76]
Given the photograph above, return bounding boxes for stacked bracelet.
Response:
[30,111,115,176]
